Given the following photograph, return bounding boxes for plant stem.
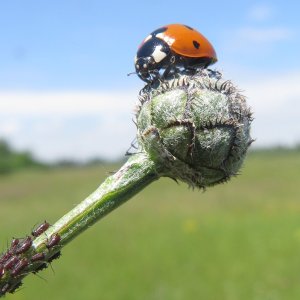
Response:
[33,152,158,251]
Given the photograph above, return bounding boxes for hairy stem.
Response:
[0,152,159,297]
[33,152,158,251]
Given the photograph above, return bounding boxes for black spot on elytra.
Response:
[184,25,194,30]
[193,40,200,49]
[151,27,167,37]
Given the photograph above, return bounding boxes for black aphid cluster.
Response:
[0,221,61,297]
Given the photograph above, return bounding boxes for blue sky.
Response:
[0,1,299,161]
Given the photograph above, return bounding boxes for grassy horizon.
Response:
[0,151,299,299]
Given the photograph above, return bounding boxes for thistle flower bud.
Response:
[0,70,254,297]
[136,70,253,188]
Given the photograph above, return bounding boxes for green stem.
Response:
[33,152,158,251]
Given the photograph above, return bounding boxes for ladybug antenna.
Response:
[127,71,137,77]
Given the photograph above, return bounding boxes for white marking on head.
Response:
[134,55,138,64]
[156,33,175,46]
[152,45,167,63]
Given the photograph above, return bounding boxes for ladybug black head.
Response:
[135,37,170,82]
[134,56,156,81]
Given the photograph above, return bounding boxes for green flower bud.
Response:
[0,70,254,296]
[136,70,253,188]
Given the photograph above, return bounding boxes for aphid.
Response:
[10,238,20,248]
[9,238,20,254]
[32,221,50,237]
[31,252,45,263]
[11,258,29,277]
[7,281,22,294]
[0,265,4,279]
[0,283,10,294]
[46,233,61,249]
[0,252,12,264]
[32,262,47,274]
[3,256,19,270]
[15,236,32,255]
[48,251,61,263]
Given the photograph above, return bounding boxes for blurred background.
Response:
[0,1,300,299]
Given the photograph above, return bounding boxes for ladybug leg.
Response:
[150,69,160,82]
[179,57,198,76]
[207,69,222,79]
[162,64,174,80]
[161,55,177,80]
[145,69,160,85]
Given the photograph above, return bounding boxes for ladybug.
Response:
[134,24,217,83]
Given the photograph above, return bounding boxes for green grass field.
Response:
[1,151,300,300]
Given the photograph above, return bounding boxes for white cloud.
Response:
[0,90,139,161]
[0,119,20,136]
[248,3,273,21]
[244,72,300,110]
[0,90,138,116]
[221,25,293,57]
[0,76,299,162]
[237,26,292,44]
[241,71,300,147]
[221,4,292,53]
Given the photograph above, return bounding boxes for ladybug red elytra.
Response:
[134,24,217,83]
